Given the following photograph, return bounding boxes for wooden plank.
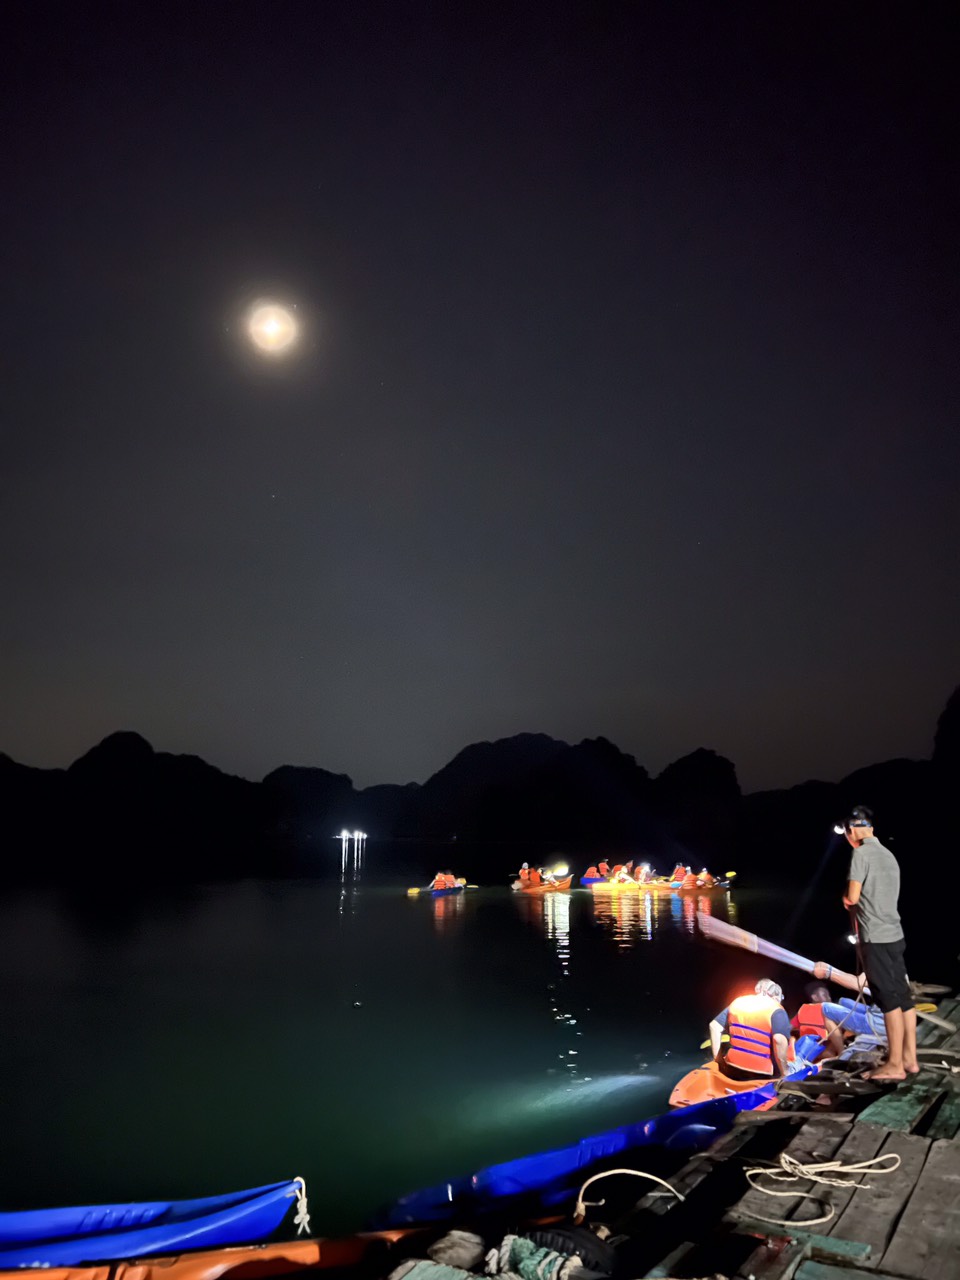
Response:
[785,1121,889,1232]
[856,1079,944,1132]
[926,1089,960,1141]
[879,1137,960,1280]
[735,1110,854,1126]
[794,1262,896,1280]
[830,1130,930,1266]
[917,1001,960,1047]
[727,1119,852,1227]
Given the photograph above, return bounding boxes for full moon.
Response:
[247,302,298,354]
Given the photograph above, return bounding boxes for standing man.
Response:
[841,806,918,1080]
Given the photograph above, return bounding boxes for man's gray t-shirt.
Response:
[849,836,903,943]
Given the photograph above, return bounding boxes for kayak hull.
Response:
[513,876,573,893]
[669,1034,822,1110]
[589,881,729,893]
[430,885,464,897]
[374,1045,822,1228]
[0,1182,301,1268]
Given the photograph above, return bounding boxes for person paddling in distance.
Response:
[841,805,918,1081]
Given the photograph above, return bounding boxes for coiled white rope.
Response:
[573,1168,685,1218]
[741,1151,901,1226]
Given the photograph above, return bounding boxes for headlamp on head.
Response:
[834,805,874,835]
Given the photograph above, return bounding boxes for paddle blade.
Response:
[725,871,737,878]
[406,887,421,895]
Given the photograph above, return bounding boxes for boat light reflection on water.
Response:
[591,887,737,949]
[455,1071,660,1133]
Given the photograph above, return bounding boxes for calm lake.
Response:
[0,843,927,1232]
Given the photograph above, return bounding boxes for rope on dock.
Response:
[741,1150,902,1226]
[573,1167,685,1218]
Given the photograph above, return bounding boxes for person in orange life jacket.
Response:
[697,868,716,887]
[527,867,542,886]
[429,871,449,889]
[709,979,790,1081]
[612,863,634,883]
[790,981,845,1057]
[634,862,652,883]
[680,870,699,890]
[584,865,600,879]
[841,805,917,1080]
[671,863,687,883]
[597,860,611,877]
[518,862,531,882]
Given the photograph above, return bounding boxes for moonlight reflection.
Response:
[247,302,298,354]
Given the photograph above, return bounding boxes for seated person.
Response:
[517,862,531,882]
[709,979,790,1081]
[597,860,611,877]
[670,863,688,883]
[696,868,717,887]
[612,863,634,883]
[791,981,846,1056]
[584,864,600,879]
[634,862,653,883]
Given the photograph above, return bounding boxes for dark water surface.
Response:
[0,847,916,1231]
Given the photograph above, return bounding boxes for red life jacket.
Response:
[518,867,531,881]
[528,869,542,885]
[725,994,783,1076]
[598,862,610,876]
[793,1002,827,1039]
[681,872,698,890]
[585,866,599,878]
[611,864,624,877]
[671,865,686,881]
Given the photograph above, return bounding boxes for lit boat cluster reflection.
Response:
[591,888,737,948]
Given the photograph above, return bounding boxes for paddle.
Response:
[696,912,957,1032]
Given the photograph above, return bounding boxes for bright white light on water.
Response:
[247,301,298,353]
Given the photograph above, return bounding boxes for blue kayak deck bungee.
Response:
[0,1180,303,1268]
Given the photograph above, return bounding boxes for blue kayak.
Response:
[374,1038,822,1227]
[0,1179,304,1267]
[431,885,464,897]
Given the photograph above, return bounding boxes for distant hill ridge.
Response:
[1,685,957,883]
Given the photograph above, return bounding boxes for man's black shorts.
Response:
[861,938,912,1014]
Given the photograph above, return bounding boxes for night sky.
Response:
[2,2,957,791]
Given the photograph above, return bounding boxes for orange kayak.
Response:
[668,1059,781,1110]
[0,1232,425,1280]
[513,875,573,893]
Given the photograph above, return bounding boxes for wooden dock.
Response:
[611,999,960,1280]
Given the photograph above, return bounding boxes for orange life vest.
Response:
[725,994,783,1076]
[598,862,610,876]
[635,866,649,882]
[681,872,698,890]
[793,1002,827,1039]
[519,867,531,881]
[528,869,542,885]
[671,865,686,882]
[585,866,599,878]
[698,873,716,887]
[611,864,624,877]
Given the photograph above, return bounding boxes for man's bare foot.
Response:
[865,1066,906,1081]
[905,1061,920,1074]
